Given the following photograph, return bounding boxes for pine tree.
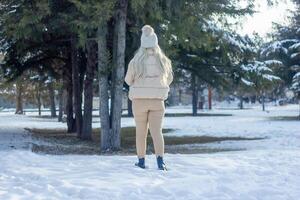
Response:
[241,61,281,111]
[260,0,300,111]
[125,0,255,115]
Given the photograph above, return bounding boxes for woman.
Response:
[125,25,173,170]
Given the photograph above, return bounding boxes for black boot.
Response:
[156,156,167,170]
[135,157,146,169]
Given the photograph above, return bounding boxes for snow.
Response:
[1,104,300,199]
[45,80,52,84]
[240,64,250,71]
[241,78,254,86]
[170,34,178,41]
[293,72,300,79]
[242,61,280,82]
[261,41,288,57]
[289,42,300,50]
[201,20,220,33]
[222,32,254,52]
[30,75,40,80]
[262,74,281,81]
[292,72,300,91]
[0,150,299,200]
[186,54,197,58]
[264,59,283,66]
[289,42,300,51]
[244,61,272,72]
[7,9,16,14]
[199,19,255,53]
[290,64,300,70]
[291,52,300,60]
[261,39,299,57]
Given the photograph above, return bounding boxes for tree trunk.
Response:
[298,98,300,120]
[262,95,265,111]
[168,87,176,106]
[15,80,24,115]
[48,82,57,117]
[58,83,64,122]
[192,74,198,116]
[261,90,265,111]
[65,63,76,133]
[127,98,133,117]
[82,41,96,140]
[110,16,118,129]
[110,0,128,150]
[97,24,111,151]
[239,96,244,109]
[66,85,76,132]
[208,87,212,110]
[199,89,205,110]
[71,37,83,138]
[36,83,42,116]
[179,89,182,105]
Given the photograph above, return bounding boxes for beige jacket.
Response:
[125,55,173,100]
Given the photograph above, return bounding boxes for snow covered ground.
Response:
[0,104,300,200]
[1,150,299,200]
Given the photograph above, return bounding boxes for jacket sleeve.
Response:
[125,60,134,86]
[167,71,173,85]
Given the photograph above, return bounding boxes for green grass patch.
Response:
[269,116,300,121]
[32,112,232,119]
[115,113,232,117]
[216,108,253,110]
[27,127,264,155]
[164,113,232,117]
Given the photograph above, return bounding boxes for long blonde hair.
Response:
[130,46,173,85]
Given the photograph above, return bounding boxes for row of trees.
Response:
[1,0,297,151]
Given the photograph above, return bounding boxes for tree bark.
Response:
[208,87,212,110]
[110,16,118,128]
[110,0,128,150]
[168,87,176,106]
[15,80,24,115]
[58,82,64,122]
[97,24,111,151]
[127,98,133,117]
[71,37,83,138]
[36,83,42,116]
[260,90,265,111]
[82,41,96,140]
[192,74,198,116]
[65,61,76,133]
[48,82,57,117]
[262,94,265,111]
[239,96,244,109]
[179,89,182,105]
[298,98,300,120]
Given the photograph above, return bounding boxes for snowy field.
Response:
[0,104,300,200]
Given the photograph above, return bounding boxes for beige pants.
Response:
[132,99,165,158]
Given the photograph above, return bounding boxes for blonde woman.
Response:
[125,25,173,170]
